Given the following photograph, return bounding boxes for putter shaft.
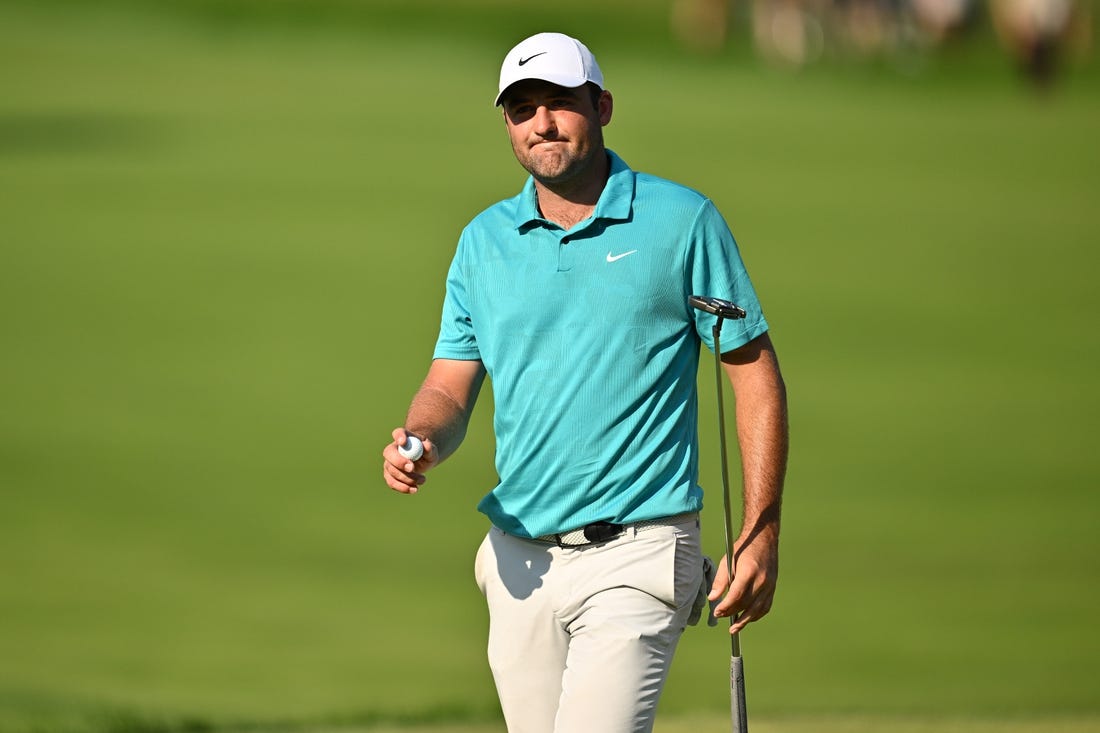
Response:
[712,323,741,658]
[713,320,748,732]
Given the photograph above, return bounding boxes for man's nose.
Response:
[533,105,556,136]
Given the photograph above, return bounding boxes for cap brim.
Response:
[494,73,590,106]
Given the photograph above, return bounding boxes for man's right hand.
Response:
[382,428,436,494]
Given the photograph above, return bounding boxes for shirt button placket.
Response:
[558,233,573,272]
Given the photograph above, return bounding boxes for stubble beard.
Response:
[514,136,601,189]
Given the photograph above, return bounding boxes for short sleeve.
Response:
[433,228,482,361]
[685,200,769,353]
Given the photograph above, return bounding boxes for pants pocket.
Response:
[473,531,492,595]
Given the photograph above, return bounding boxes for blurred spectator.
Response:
[752,0,828,66]
[990,0,1092,87]
[831,0,904,55]
[670,0,732,52]
[909,0,977,43]
[827,0,977,57]
[668,0,1091,83]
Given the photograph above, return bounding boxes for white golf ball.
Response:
[398,434,424,461]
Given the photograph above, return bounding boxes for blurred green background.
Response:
[2,1,1098,732]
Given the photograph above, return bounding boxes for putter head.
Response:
[689,295,747,320]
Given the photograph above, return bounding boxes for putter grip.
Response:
[731,655,748,733]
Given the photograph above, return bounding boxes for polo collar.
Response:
[514,149,635,231]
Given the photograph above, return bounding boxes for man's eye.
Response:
[508,106,533,120]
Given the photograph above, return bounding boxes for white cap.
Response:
[495,32,604,106]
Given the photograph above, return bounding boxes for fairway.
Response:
[364,718,1100,733]
[2,2,1099,732]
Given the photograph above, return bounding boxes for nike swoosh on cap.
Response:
[606,250,638,263]
[518,52,548,66]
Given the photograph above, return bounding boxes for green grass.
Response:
[123,716,1100,733]
[2,2,1099,732]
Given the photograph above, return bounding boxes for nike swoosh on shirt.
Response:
[606,250,638,263]
[518,52,548,66]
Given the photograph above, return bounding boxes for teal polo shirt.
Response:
[434,150,768,539]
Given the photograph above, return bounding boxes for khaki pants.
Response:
[474,516,703,733]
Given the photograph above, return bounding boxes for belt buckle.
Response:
[582,521,623,544]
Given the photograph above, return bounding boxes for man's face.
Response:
[500,80,613,187]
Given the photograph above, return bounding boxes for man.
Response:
[382,32,788,733]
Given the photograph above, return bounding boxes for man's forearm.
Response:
[734,374,787,540]
[406,383,474,465]
[722,334,788,540]
[404,359,486,466]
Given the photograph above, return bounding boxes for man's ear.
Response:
[599,90,614,126]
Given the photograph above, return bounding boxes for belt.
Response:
[532,512,699,548]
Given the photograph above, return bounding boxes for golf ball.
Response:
[398,434,424,461]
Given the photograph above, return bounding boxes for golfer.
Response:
[383,32,788,733]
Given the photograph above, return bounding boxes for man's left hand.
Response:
[707,526,779,634]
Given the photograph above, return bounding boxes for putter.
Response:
[689,295,749,733]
